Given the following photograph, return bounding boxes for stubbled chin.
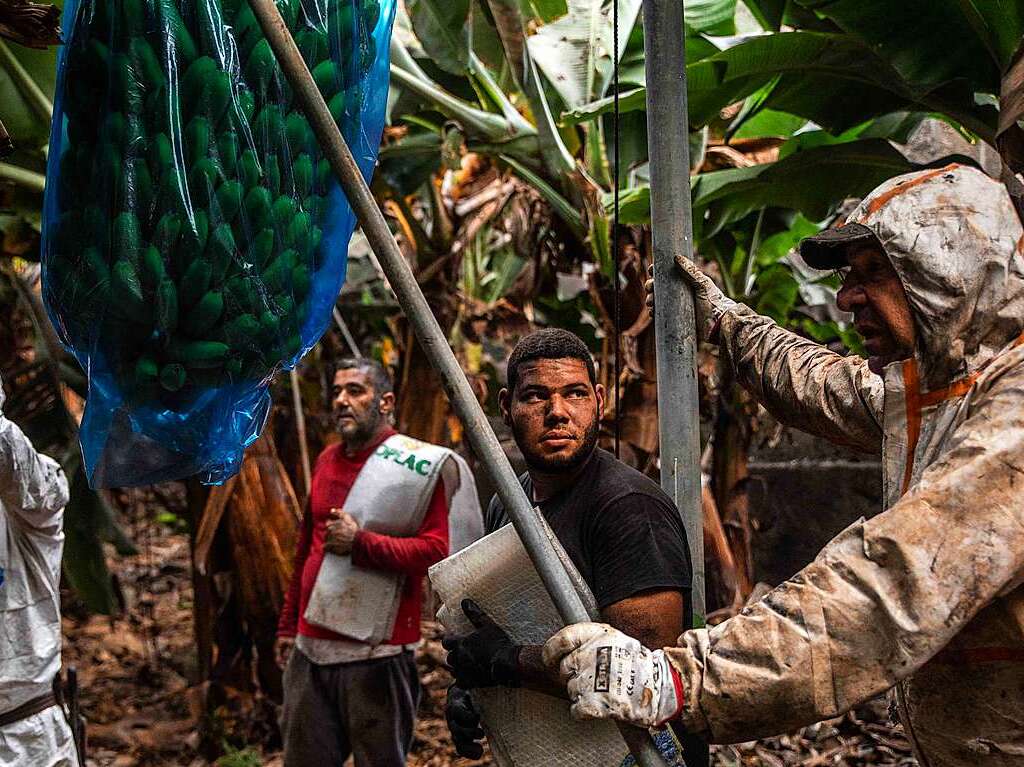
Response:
[868,353,911,375]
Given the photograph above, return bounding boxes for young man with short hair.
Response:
[443,328,693,762]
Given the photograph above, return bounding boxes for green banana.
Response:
[113,212,142,265]
[249,228,275,269]
[185,117,211,166]
[216,180,244,223]
[53,0,384,400]
[180,257,213,309]
[111,259,149,323]
[207,224,236,281]
[156,278,179,332]
[217,131,239,175]
[141,245,166,288]
[181,56,217,109]
[182,290,225,335]
[159,363,187,391]
[293,154,313,198]
[167,339,230,368]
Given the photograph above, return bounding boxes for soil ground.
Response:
[62,507,916,767]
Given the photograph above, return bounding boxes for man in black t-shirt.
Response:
[484,450,693,627]
[443,328,693,762]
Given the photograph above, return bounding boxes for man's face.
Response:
[836,244,917,374]
[500,358,605,472]
[332,368,393,444]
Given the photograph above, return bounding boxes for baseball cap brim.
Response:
[798,223,879,270]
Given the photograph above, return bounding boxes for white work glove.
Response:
[645,256,736,342]
[542,623,682,728]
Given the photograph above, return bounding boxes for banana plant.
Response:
[0,262,136,614]
[0,36,51,194]
[385,0,683,271]
[0,0,58,155]
[568,1,1024,163]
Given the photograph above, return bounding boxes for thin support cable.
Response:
[612,0,621,459]
[333,305,363,358]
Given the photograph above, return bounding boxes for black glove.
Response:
[442,598,522,688]
[446,685,485,760]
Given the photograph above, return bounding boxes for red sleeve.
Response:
[277,500,313,638]
[351,481,450,576]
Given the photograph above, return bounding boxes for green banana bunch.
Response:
[48,0,380,402]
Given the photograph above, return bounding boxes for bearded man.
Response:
[276,357,481,767]
[443,328,694,764]
[544,165,1024,767]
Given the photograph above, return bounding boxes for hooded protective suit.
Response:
[663,164,1024,766]
[0,383,77,767]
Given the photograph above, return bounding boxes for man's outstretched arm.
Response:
[446,589,685,699]
[717,305,884,453]
[649,256,884,454]
[516,589,685,698]
[546,358,1024,742]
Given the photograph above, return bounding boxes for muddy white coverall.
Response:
[0,389,76,767]
[664,164,1024,766]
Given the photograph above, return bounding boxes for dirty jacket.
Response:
[0,399,76,767]
[665,164,1024,767]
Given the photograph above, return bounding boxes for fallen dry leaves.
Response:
[61,506,914,766]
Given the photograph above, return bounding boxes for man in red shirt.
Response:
[276,358,450,767]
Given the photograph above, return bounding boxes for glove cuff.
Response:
[653,651,685,727]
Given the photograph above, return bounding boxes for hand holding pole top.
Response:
[646,258,736,342]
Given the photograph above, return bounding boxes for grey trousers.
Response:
[280,649,421,767]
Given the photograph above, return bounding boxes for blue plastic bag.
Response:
[41,0,394,487]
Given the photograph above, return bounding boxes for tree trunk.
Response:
[188,429,302,755]
[701,482,741,615]
[0,0,61,48]
[185,478,214,683]
[711,375,756,604]
[396,323,451,443]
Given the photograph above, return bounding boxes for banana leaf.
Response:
[564,29,1000,139]
[406,0,471,75]
[62,453,136,615]
[526,0,643,110]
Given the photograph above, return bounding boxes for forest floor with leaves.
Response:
[61,506,916,767]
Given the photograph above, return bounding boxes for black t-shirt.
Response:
[485,448,693,625]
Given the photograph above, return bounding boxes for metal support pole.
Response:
[333,306,363,358]
[642,0,705,624]
[247,3,669,765]
[642,5,710,765]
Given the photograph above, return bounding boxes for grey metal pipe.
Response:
[332,306,362,358]
[641,0,705,623]
[247,3,669,765]
[641,5,711,765]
